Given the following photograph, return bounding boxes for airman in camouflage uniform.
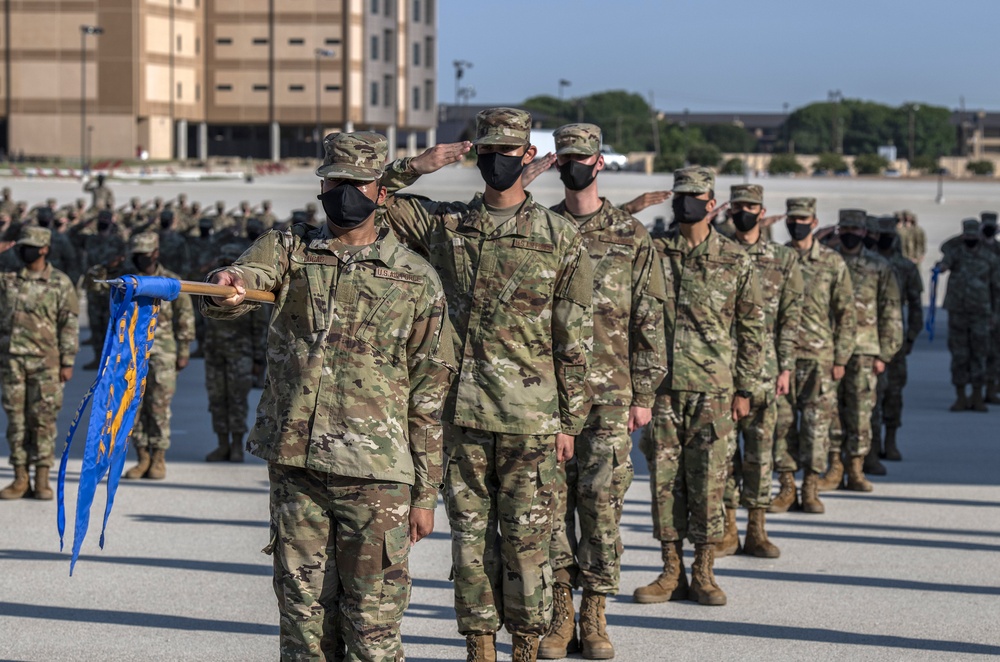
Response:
[0,226,79,500]
[80,210,129,369]
[119,197,147,235]
[979,212,1000,403]
[204,131,456,661]
[157,210,192,277]
[900,211,927,266]
[634,167,766,608]
[258,200,278,230]
[874,216,923,462]
[539,123,666,660]
[380,108,594,660]
[771,198,856,514]
[716,185,802,559]
[83,174,114,211]
[32,208,80,285]
[821,210,902,493]
[212,200,237,237]
[0,187,17,217]
[935,218,1000,413]
[122,232,195,481]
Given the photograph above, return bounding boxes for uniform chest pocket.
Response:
[356,285,408,365]
[498,247,555,323]
[592,240,633,285]
[287,256,334,336]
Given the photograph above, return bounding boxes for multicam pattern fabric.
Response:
[553,123,601,156]
[316,131,389,181]
[474,107,532,146]
[785,240,857,366]
[835,248,903,362]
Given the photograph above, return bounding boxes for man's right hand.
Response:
[409,141,472,175]
[210,270,246,307]
[622,191,671,215]
[832,365,846,381]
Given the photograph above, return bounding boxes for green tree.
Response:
[654,152,685,172]
[854,153,889,175]
[967,160,995,176]
[720,158,744,175]
[814,152,848,172]
[910,154,939,173]
[686,143,721,167]
[768,153,804,175]
[701,124,755,152]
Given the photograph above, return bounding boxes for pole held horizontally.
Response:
[97,278,276,303]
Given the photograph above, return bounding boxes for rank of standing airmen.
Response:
[2,109,992,662]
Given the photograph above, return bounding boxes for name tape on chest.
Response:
[599,235,633,247]
[512,238,554,253]
[374,267,423,284]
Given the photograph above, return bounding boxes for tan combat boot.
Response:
[970,386,988,413]
[742,508,780,558]
[688,544,726,606]
[817,452,843,492]
[511,634,540,662]
[538,581,578,659]
[465,633,497,662]
[124,447,151,479]
[145,449,167,480]
[205,433,230,462]
[33,465,54,500]
[579,590,614,660]
[844,456,873,492]
[882,426,902,461]
[714,507,740,557]
[767,472,798,513]
[633,540,688,603]
[800,469,825,514]
[950,386,968,412]
[0,466,30,499]
[229,433,245,462]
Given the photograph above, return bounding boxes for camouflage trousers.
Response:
[723,391,776,510]
[640,391,732,545]
[883,352,908,428]
[266,463,411,662]
[129,353,176,451]
[1,354,64,468]
[205,353,253,435]
[549,406,633,594]
[869,370,888,440]
[774,359,836,475]
[88,294,111,357]
[831,355,878,458]
[989,323,1000,384]
[948,311,990,387]
[443,424,556,637]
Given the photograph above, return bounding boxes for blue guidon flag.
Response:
[57,275,181,575]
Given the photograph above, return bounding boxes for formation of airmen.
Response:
[0,109,997,662]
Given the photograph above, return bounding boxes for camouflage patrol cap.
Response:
[877,216,897,235]
[130,231,159,254]
[962,218,981,236]
[315,131,388,181]
[730,184,764,204]
[215,200,225,209]
[130,196,141,206]
[838,209,867,228]
[786,197,816,218]
[553,123,601,156]
[262,200,272,207]
[46,198,56,206]
[865,215,881,234]
[2,187,10,196]
[306,202,317,213]
[981,211,998,226]
[673,166,715,194]
[474,108,532,147]
[17,225,50,248]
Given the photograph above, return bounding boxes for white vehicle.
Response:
[600,145,629,171]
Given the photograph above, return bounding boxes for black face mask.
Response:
[18,245,43,264]
[787,221,812,241]
[732,210,760,233]
[97,221,112,232]
[877,235,896,251]
[199,227,212,238]
[983,225,997,238]
[37,217,51,229]
[863,236,877,250]
[476,151,525,191]
[318,184,378,229]
[134,254,157,272]
[558,160,597,191]
[964,238,979,249]
[160,218,173,230]
[672,194,710,224]
[840,233,863,250]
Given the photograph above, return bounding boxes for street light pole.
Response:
[80,25,103,175]
[558,79,571,100]
[314,48,335,160]
[453,60,472,107]
[908,102,921,168]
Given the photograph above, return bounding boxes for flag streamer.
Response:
[926,266,940,342]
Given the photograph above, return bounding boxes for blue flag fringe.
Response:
[926,266,940,342]
[57,276,181,575]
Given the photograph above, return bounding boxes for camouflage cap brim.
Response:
[555,144,594,156]
[315,163,382,181]
[473,134,528,147]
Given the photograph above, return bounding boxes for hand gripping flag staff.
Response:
[57,274,273,574]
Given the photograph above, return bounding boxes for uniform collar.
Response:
[313,222,400,267]
[19,262,52,281]
[556,198,615,234]
[466,192,538,238]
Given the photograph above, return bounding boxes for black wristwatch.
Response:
[735,389,752,399]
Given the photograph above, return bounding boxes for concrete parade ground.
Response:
[1,169,999,661]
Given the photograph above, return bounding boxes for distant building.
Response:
[953,111,1000,159]
[0,0,438,162]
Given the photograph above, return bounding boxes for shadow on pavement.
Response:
[0,549,270,577]
[768,517,1000,539]
[603,613,1000,656]
[0,601,277,635]
[129,514,267,528]
[822,492,1000,509]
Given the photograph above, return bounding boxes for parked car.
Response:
[600,145,629,171]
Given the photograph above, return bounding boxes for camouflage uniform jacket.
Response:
[836,248,903,362]
[382,164,593,436]
[787,240,857,366]
[146,263,195,361]
[0,263,79,365]
[550,199,667,408]
[653,227,767,395]
[887,251,924,344]
[84,182,114,210]
[205,303,269,364]
[202,223,456,508]
[939,244,1000,316]
[737,237,804,391]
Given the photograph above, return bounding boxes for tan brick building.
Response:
[0,0,437,162]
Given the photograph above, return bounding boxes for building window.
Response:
[253,38,268,45]
[216,84,232,91]
[176,35,182,52]
[289,85,305,92]
[196,84,201,101]
[413,42,420,66]
[413,86,420,110]
[196,37,200,54]
[289,38,304,45]
[253,84,268,92]
[372,0,379,13]
[384,29,392,62]
[370,81,379,106]
[413,0,421,22]
[177,82,183,99]
[325,38,341,46]
[370,35,379,60]
[425,36,433,68]
[216,37,232,45]
[325,85,341,92]
[426,0,433,24]
[385,0,393,16]
[384,75,392,108]
[424,79,433,111]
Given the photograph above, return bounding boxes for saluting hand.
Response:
[622,191,671,216]
[521,153,556,188]
[410,141,472,175]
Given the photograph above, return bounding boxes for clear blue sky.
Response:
[437,0,1000,112]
